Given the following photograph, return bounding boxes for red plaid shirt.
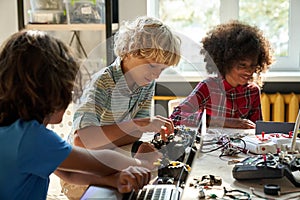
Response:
[169,77,262,127]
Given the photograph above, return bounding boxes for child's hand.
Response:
[154,115,174,136]
[116,166,151,193]
[134,116,174,139]
[239,119,256,129]
[134,142,163,169]
[225,118,256,129]
[209,116,255,129]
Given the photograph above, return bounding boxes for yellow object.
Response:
[261,92,300,122]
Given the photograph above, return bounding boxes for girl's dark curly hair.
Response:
[200,20,274,85]
[0,30,82,126]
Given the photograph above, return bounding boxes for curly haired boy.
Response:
[0,30,160,199]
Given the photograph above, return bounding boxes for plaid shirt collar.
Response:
[221,77,247,92]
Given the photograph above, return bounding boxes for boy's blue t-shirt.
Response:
[0,119,72,200]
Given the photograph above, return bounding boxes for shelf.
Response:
[25,23,119,31]
[17,0,118,64]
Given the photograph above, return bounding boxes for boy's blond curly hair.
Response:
[114,16,181,66]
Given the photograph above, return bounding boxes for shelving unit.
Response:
[16,0,118,64]
[23,23,119,31]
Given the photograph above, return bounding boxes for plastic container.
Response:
[28,10,66,24]
[30,0,65,10]
[64,0,105,24]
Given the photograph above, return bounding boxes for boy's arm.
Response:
[55,166,151,193]
[57,146,159,176]
[55,169,109,186]
[73,123,144,149]
[74,116,174,149]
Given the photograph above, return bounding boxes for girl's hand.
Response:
[225,118,256,129]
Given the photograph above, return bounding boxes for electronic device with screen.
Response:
[255,121,295,135]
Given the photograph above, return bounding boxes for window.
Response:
[148,0,300,73]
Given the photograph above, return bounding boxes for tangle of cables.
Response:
[201,134,248,157]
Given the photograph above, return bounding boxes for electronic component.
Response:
[131,126,198,184]
[242,133,300,154]
[232,153,300,187]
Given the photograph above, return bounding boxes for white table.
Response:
[182,132,300,199]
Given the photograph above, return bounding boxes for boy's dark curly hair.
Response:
[0,30,82,126]
[200,20,274,85]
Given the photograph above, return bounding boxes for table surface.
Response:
[81,128,300,200]
[182,128,300,199]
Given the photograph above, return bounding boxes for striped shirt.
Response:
[170,77,262,127]
[72,57,155,133]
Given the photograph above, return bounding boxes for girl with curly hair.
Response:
[170,20,274,129]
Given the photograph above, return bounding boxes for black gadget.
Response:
[232,153,300,187]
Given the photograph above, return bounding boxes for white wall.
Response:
[0,0,148,50]
[119,0,147,22]
[0,1,18,44]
